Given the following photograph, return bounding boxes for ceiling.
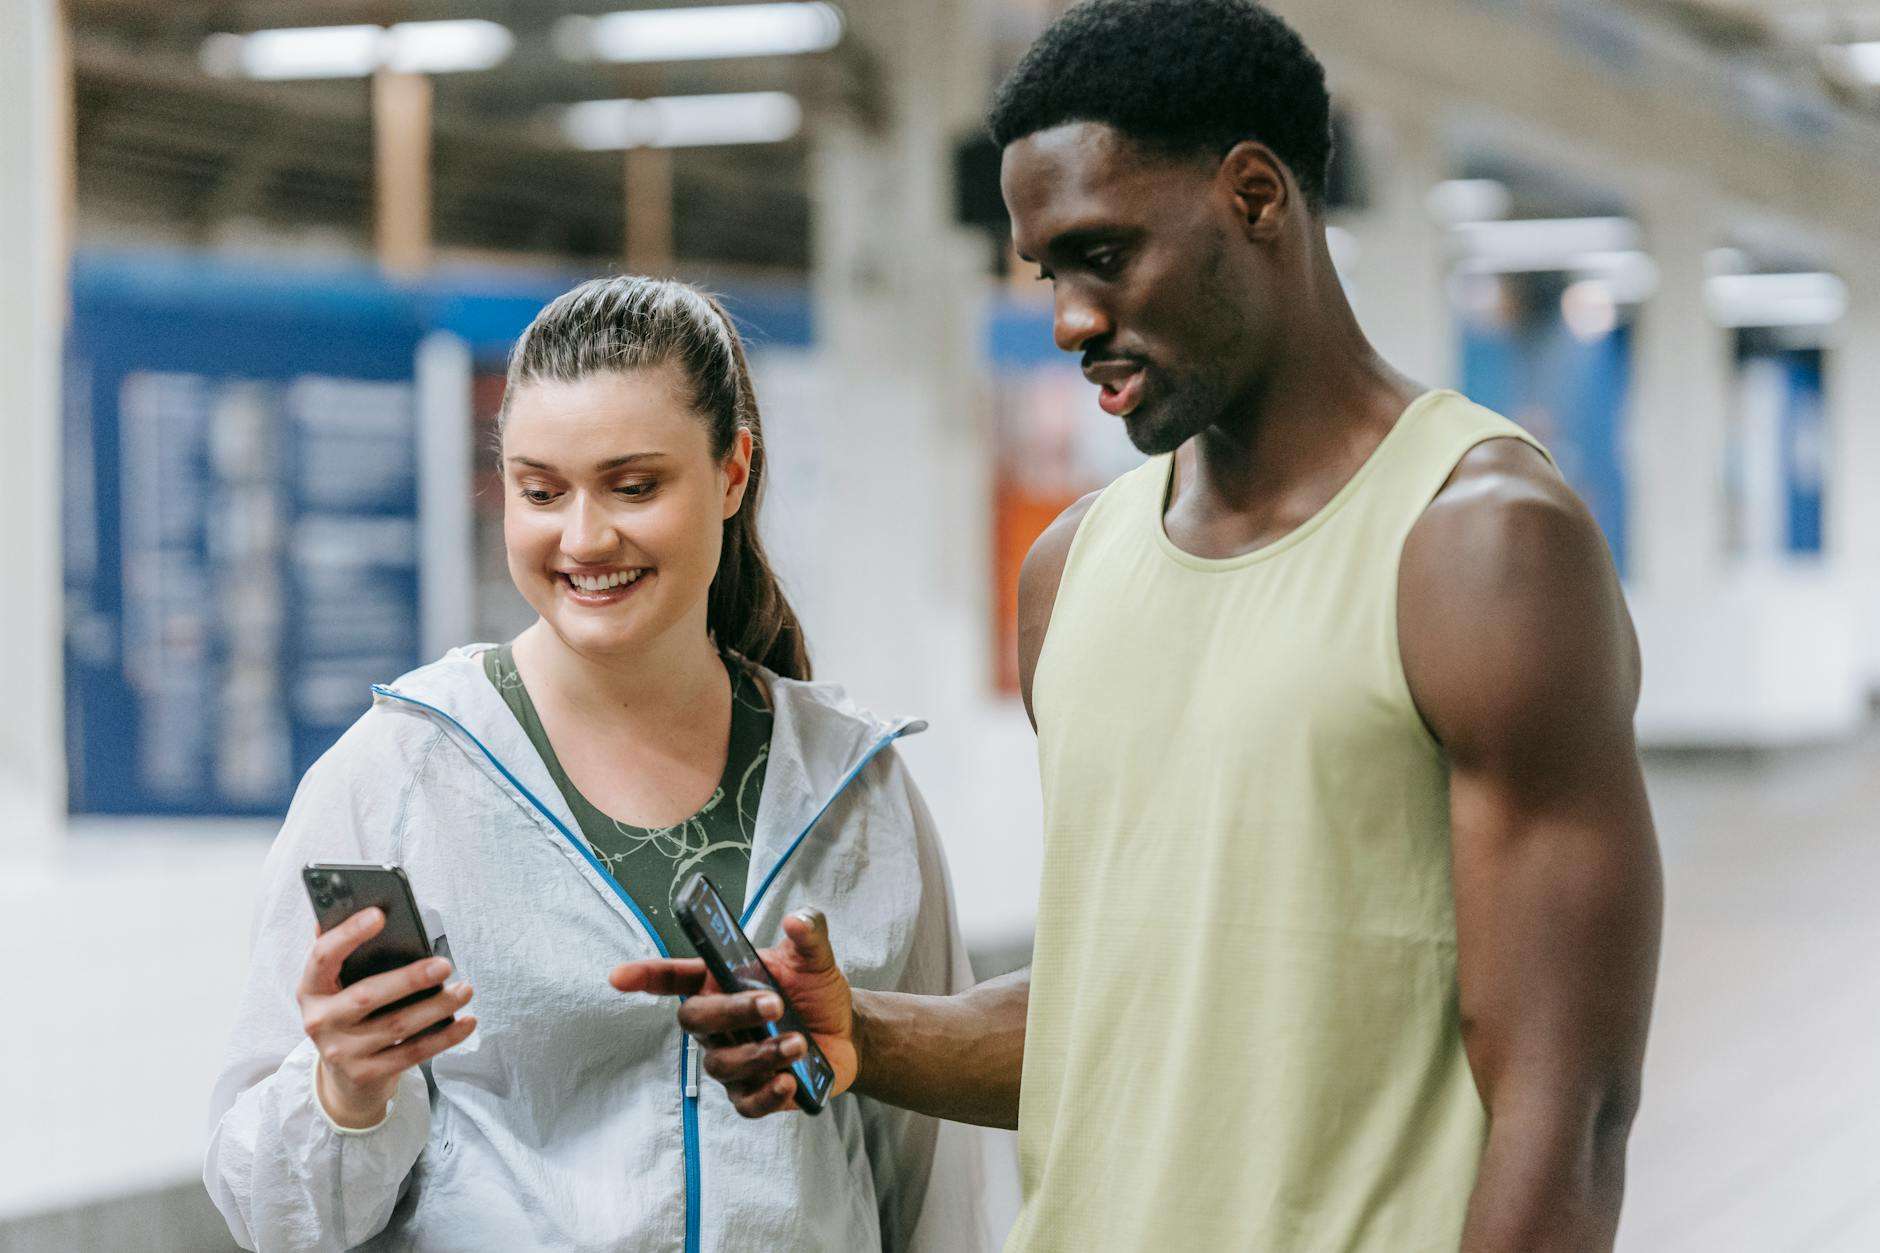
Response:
[64,0,1880,272]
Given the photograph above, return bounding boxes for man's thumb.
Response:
[783,908,836,971]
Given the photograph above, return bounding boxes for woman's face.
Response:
[501,364,751,661]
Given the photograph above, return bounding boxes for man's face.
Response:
[1002,123,1262,455]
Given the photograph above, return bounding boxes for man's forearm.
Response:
[1460,1090,1635,1252]
[849,967,1029,1130]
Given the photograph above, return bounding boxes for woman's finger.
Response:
[357,982,473,1050]
[300,908,385,996]
[332,956,454,1026]
[355,1015,478,1084]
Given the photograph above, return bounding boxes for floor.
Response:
[1616,731,1880,1252]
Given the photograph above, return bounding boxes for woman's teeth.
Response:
[567,569,646,592]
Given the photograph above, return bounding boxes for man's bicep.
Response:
[1400,450,1661,1109]
[1016,491,1100,729]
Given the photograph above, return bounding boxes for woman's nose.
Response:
[560,493,618,560]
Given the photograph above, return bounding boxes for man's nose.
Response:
[1053,287,1112,355]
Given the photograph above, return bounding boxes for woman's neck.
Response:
[510,617,726,732]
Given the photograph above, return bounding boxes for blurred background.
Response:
[3,0,1878,1248]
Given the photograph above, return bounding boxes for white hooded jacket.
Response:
[204,647,988,1252]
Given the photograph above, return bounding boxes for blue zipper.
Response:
[375,685,916,1253]
[740,725,918,927]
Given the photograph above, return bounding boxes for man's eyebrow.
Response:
[505,452,668,472]
[1024,226,1137,265]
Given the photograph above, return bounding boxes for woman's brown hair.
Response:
[500,275,811,680]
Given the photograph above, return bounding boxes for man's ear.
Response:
[1219,141,1292,242]
[722,426,755,520]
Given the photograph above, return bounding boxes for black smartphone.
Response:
[672,872,837,1115]
[302,863,445,1021]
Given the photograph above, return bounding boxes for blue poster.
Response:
[65,255,425,816]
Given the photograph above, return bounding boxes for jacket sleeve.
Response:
[856,749,997,1253]
[202,716,440,1252]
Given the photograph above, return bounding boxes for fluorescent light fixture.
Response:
[1834,40,1880,85]
[562,92,802,149]
[202,25,382,79]
[555,3,844,64]
[1561,280,1619,342]
[201,20,513,80]
[385,21,514,75]
[1426,179,1511,225]
[1706,272,1848,329]
[1450,217,1642,272]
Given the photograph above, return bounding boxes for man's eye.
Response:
[1086,249,1123,275]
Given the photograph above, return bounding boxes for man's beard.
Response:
[1122,367,1236,456]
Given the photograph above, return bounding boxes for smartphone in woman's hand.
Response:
[302,863,441,1019]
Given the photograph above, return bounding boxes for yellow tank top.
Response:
[1009,391,1548,1252]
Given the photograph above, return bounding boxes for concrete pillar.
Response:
[625,147,675,275]
[372,68,432,276]
[798,0,991,720]
[1827,256,1880,697]
[1333,109,1455,388]
[0,0,67,848]
[1628,178,1732,592]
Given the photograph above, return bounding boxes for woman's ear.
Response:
[721,426,754,520]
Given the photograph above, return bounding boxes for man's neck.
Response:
[1169,273,1424,558]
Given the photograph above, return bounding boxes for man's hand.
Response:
[609,908,857,1117]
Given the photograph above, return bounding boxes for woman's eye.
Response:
[616,481,656,499]
[519,487,558,505]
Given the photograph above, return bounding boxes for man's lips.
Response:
[1087,363,1147,418]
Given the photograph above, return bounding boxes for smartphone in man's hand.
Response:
[672,872,837,1114]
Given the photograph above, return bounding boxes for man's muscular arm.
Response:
[1400,440,1662,1252]
[612,492,1098,1126]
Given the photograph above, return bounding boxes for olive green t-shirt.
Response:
[482,643,772,955]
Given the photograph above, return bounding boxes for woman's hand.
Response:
[297,907,478,1128]
[610,909,857,1117]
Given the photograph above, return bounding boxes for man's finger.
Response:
[701,1032,805,1086]
[731,1072,798,1119]
[609,959,713,998]
[301,907,385,995]
[677,991,782,1038]
[779,908,837,975]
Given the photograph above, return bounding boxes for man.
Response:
[613,1,1663,1247]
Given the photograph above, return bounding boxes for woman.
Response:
[205,277,984,1252]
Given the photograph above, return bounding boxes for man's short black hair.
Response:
[987,0,1334,209]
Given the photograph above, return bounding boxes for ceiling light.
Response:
[1706,272,1848,329]
[1426,179,1511,226]
[1832,40,1880,85]
[384,21,514,75]
[202,25,383,79]
[560,93,804,150]
[1450,217,1642,272]
[555,3,844,64]
[200,20,514,80]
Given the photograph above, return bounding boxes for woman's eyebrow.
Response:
[505,452,668,471]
